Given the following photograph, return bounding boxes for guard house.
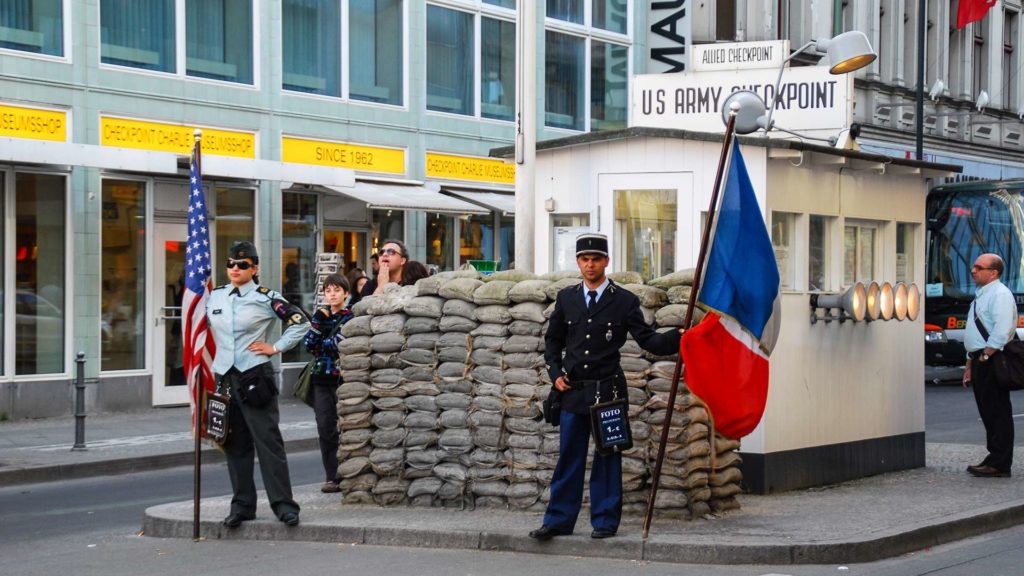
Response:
[494,127,960,493]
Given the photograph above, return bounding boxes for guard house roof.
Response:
[490,127,963,178]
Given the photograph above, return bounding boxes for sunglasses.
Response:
[225,260,254,270]
[378,248,403,256]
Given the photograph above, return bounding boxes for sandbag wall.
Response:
[333,269,743,518]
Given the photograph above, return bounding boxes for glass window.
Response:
[324,229,364,276]
[545,31,585,130]
[213,187,255,286]
[426,5,474,116]
[771,212,796,290]
[427,213,454,271]
[551,213,590,272]
[808,215,830,292]
[186,0,253,84]
[590,39,628,131]
[481,17,515,121]
[371,208,403,255]
[349,0,403,105]
[282,0,341,96]
[844,222,877,285]
[498,215,514,270]
[282,192,317,362]
[592,0,626,34]
[0,0,63,56]
[459,214,494,267]
[101,180,146,371]
[547,0,582,24]
[614,190,676,281]
[484,0,514,7]
[15,173,65,375]
[896,222,915,283]
[100,0,175,72]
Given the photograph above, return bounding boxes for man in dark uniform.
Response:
[207,241,310,528]
[530,233,681,540]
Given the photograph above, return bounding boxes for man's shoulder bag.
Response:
[974,314,1024,391]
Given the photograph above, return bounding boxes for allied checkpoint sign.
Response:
[629,65,853,136]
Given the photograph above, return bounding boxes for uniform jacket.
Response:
[207,280,310,375]
[545,279,680,414]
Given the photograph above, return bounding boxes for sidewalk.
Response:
[0,398,318,486]
[4,402,1024,565]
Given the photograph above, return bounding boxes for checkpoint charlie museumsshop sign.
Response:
[630,65,853,133]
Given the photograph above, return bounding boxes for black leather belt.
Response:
[569,374,619,390]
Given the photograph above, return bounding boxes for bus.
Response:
[925,179,1024,367]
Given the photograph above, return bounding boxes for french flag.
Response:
[680,140,780,440]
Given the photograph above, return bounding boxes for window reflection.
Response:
[282,192,317,362]
[101,180,146,371]
[613,190,676,281]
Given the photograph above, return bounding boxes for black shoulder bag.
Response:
[973,312,1024,391]
[589,385,633,456]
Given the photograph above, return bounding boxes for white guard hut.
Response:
[494,128,959,493]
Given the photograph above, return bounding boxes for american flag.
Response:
[183,140,216,430]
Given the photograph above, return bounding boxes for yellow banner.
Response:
[425,152,515,185]
[282,137,405,174]
[100,117,256,158]
[0,104,67,142]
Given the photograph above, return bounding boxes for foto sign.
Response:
[691,40,790,72]
[630,67,852,134]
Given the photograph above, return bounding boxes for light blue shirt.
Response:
[206,280,310,375]
[965,279,1018,356]
[582,278,610,308]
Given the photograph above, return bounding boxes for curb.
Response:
[0,437,318,487]
[140,498,1024,565]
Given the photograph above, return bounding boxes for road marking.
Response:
[21,421,316,451]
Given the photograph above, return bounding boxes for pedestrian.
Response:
[361,239,410,296]
[207,241,310,528]
[530,233,681,540]
[401,260,430,285]
[303,273,354,493]
[345,268,367,307]
[963,252,1018,478]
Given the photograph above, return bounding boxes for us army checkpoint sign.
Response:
[629,66,853,135]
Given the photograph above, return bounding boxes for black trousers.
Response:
[312,374,341,482]
[222,366,300,519]
[971,355,1015,471]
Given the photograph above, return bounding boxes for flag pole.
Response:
[192,129,203,542]
[642,109,738,539]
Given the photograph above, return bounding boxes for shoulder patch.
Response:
[257,286,271,295]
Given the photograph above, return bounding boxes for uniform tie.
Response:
[587,290,598,310]
[230,287,240,297]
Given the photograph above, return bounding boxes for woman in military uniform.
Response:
[207,241,310,528]
[530,233,681,541]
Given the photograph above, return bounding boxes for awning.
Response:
[325,181,490,214]
[441,189,516,215]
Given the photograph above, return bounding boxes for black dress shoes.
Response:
[529,525,569,540]
[281,512,300,526]
[222,513,254,529]
[591,529,617,539]
[968,465,1011,478]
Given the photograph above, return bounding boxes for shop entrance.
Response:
[152,221,190,406]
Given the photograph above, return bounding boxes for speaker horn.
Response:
[893,282,909,321]
[865,281,882,321]
[877,282,895,320]
[811,282,867,322]
[905,283,921,321]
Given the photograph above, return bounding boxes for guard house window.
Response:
[614,189,676,282]
[551,213,590,272]
[591,39,628,131]
[282,0,341,96]
[427,212,455,272]
[547,0,582,24]
[100,0,175,72]
[101,180,146,372]
[896,222,915,283]
[481,16,515,121]
[808,215,831,292]
[844,221,879,285]
[0,0,63,56]
[716,0,735,41]
[427,5,473,116]
[545,31,585,130]
[1005,10,1018,110]
[771,212,796,291]
[15,172,65,376]
[186,0,253,84]
[593,0,627,34]
[349,0,404,105]
[213,187,255,286]
[282,192,318,363]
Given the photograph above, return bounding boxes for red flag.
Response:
[957,0,997,29]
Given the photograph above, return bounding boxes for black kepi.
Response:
[576,233,609,257]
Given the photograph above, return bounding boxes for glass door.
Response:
[152,222,190,406]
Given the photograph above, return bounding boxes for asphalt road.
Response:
[925,380,1024,445]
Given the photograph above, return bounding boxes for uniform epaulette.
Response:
[256,286,272,295]
[211,284,228,292]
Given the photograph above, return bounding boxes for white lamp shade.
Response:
[905,283,921,321]
[826,31,877,74]
[893,282,909,321]
[865,281,882,321]
[878,282,895,320]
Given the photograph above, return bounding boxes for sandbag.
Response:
[406,296,445,318]
[439,278,484,302]
[473,280,516,306]
[508,280,553,303]
[341,315,373,337]
[474,305,513,324]
[442,298,478,319]
[608,271,644,285]
[509,302,547,323]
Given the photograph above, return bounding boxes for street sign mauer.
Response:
[630,66,853,135]
[647,0,691,73]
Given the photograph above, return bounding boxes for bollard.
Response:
[72,351,86,451]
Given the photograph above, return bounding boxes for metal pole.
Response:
[915,0,926,160]
[192,130,203,542]
[72,352,86,451]
[642,112,738,539]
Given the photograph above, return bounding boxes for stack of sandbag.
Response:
[401,293,444,505]
[708,435,743,514]
[336,312,376,504]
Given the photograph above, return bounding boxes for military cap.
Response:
[576,233,609,257]
[229,241,259,263]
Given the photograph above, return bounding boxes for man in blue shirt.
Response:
[207,241,310,527]
[963,253,1018,478]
